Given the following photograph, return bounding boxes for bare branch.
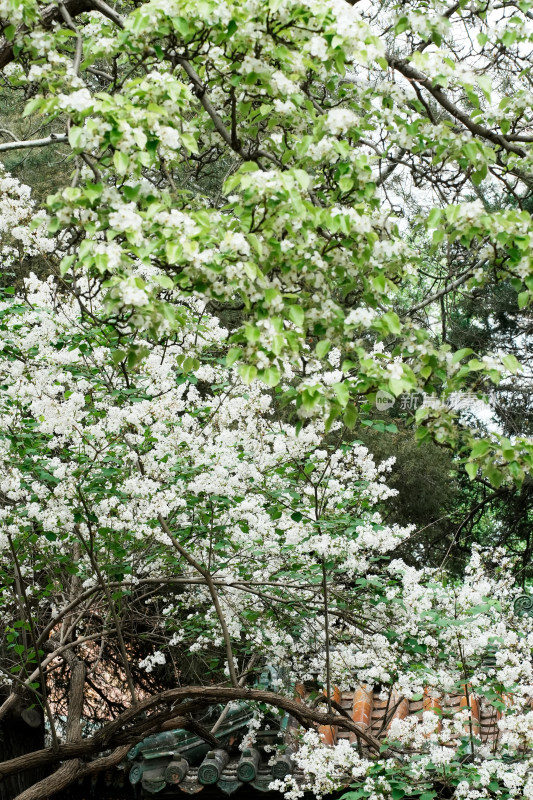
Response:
[404,261,486,316]
[0,134,68,152]
[0,128,18,141]
[158,514,239,687]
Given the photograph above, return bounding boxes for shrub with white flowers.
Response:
[0,271,533,800]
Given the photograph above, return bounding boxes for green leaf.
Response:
[394,15,409,34]
[471,440,491,458]
[84,182,103,203]
[293,169,310,189]
[343,403,357,428]
[113,150,130,176]
[111,350,127,365]
[471,167,487,186]
[452,348,473,363]
[339,175,354,192]
[388,378,404,397]
[68,126,84,149]
[178,356,200,373]
[181,132,199,154]
[155,274,174,290]
[239,364,257,384]
[288,305,305,328]
[23,97,44,117]
[333,382,350,407]
[465,462,478,480]
[427,208,442,228]
[173,15,190,36]
[485,462,504,488]
[123,184,141,202]
[315,340,331,359]
[502,353,521,373]
[478,73,492,100]
[237,162,260,174]
[518,291,530,309]
[261,367,280,387]
[226,347,242,367]
[60,255,76,277]
[165,241,181,264]
[381,311,402,335]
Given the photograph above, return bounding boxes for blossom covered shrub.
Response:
[1,273,533,800]
[0,271,414,690]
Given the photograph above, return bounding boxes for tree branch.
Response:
[387,55,527,158]
[0,134,68,152]
[175,57,278,166]
[405,262,485,316]
[0,685,395,787]
[158,514,239,687]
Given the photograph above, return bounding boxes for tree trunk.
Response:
[0,688,46,800]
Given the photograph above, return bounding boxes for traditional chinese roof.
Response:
[127,678,500,798]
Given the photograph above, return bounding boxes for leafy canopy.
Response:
[1,0,532,486]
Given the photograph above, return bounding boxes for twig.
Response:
[405,262,485,315]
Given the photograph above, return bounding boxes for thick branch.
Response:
[387,55,526,158]
[0,685,394,783]
[13,745,132,800]
[14,761,81,800]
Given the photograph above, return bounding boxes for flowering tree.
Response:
[0,0,532,483]
[0,273,532,800]
[1,0,533,798]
